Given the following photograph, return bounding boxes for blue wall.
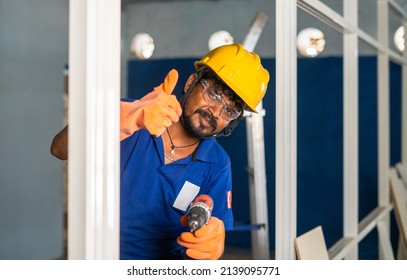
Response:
[128,57,402,259]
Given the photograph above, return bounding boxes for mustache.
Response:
[196,108,217,131]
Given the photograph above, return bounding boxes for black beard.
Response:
[182,108,218,139]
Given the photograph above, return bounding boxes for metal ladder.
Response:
[242,12,270,260]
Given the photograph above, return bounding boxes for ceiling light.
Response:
[394,26,405,53]
[208,30,234,51]
[297,28,326,57]
[131,33,155,59]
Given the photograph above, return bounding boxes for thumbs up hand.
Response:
[120,69,182,140]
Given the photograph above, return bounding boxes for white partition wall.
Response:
[377,0,391,260]
[342,0,359,260]
[276,0,407,259]
[275,0,298,260]
[65,0,406,260]
[68,0,121,259]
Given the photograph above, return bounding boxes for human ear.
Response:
[184,73,197,93]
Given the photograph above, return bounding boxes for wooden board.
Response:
[396,163,407,191]
[294,226,329,260]
[389,167,407,253]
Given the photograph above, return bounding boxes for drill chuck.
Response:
[187,194,214,232]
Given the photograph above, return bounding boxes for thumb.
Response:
[154,69,179,95]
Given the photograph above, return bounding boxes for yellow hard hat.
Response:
[194,43,269,112]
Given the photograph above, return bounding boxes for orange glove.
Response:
[177,215,225,260]
[120,69,182,140]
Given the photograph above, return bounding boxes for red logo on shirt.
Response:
[226,191,232,208]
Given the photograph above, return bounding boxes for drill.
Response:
[186,194,214,232]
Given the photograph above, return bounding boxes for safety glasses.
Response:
[198,79,242,121]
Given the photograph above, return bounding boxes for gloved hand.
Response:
[120,69,182,140]
[177,215,225,260]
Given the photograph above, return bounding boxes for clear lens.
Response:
[199,79,241,121]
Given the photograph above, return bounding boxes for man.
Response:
[51,43,269,260]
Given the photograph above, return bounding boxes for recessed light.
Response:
[208,30,234,51]
[394,26,405,53]
[297,28,326,57]
[131,33,155,59]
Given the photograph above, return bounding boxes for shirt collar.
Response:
[193,138,219,163]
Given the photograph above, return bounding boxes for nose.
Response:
[207,104,223,119]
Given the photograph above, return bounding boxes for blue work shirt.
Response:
[120,129,234,259]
